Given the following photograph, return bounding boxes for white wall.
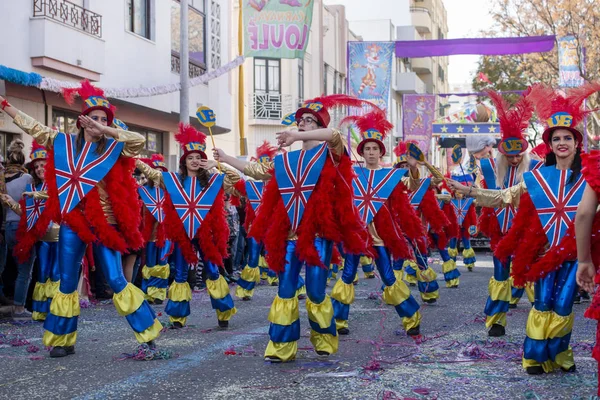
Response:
[324,0,411,27]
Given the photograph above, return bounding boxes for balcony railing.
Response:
[171,52,206,78]
[33,0,102,38]
[250,93,294,120]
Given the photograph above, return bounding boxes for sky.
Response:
[444,0,496,86]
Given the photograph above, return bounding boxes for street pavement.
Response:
[0,253,596,400]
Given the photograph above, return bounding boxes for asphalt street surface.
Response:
[0,253,596,399]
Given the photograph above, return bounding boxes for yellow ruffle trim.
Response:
[50,291,80,318]
[142,264,170,280]
[267,276,279,285]
[268,295,299,326]
[462,247,475,259]
[265,340,297,362]
[32,282,47,302]
[548,312,574,339]
[522,347,574,373]
[217,308,237,321]
[330,279,355,305]
[402,311,422,331]
[168,281,192,302]
[235,286,254,299]
[259,255,268,268]
[43,330,77,347]
[359,256,373,266]
[146,287,167,301]
[417,267,437,283]
[488,277,511,302]
[485,313,507,329]
[309,331,338,355]
[445,278,460,288]
[420,290,439,301]
[296,284,306,297]
[134,318,162,343]
[113,283,145,317]
[441,259,457,274]
[170,316,187,326]
[240,265,261,283]
[364,271,375,279]
[335,318,348,330]
[448,247,458,258]
[525,308,552,340]
[306,296,334,330]
[382,280,411,306]
[46,280,59,299]
[525,285,535,303]
[393,269,404,282]
[32,311,47,321]
[206,276,231,300]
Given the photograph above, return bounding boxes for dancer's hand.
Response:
[78,115,107,138]
[22,191,34,198]
[447,179,471,196]
[577,261,596,294]
[276,130,297,148]
[199,159,217,170]
[212,148,226,162]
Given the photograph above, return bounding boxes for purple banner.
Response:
[403,94,436,155]
[394,35,555,58]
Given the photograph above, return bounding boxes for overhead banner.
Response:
[243,0,314,59]
[402,94,436,154]
[347,42,394,112]
[558,35,584,88]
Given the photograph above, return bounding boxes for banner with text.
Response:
[243,0,314,59]
[403,94,436,155]
[558,35,584,88]
[348,42,394,113]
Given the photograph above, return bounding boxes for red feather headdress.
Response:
[62,80,116,128]
[486,89,534,155]
[175,123,208,162]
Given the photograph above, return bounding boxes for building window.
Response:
[438,65,445,82]
[0,132,16,162]
[438,27,444,40]
[323,63,329,95]
[210,0,221,69]
[438,102,445,118]
[126,0,151,39]
[52,109,80,134]
[298,59,304,104]
[171,0,206,77]
[129,125,165,156]
[254,58,280,94]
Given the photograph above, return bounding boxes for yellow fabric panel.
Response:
[295,284,306,297]
[522,357,560,374]
[264,340,297,362]
[217,308,237,321]
[393,269,404,282]
[46,280,59,299]
[306,296,334,330]
[485,313,507,329]
[445,278,460,288]
[441,259,456,274]
[335,319,349,330]
[462,247,476,259]
[43,330,77,347]
[402,311,422,331]
[168,281,193,302]
[417,267,437,283]
[240,265,261,283]
[146,287,167,301]
[448,247,458,258]
[113,283,145,316]
[32,282,47,302]
[235,285,254,299]
[488,277,511,302]
[169,316,187,326]
[547,312,574,339]
[32,311,46,321]
[50,291,80,318]
[330,279,355,305]
[420,290,439,301]
[364,271,375,279]
[133,319,162,343]
[268,295,299,326]
[309,331,339,355]
[142,264,170,280]
[382,280,411,306]
[553,347,575,371]
[525,284,535,303]
[206,276,230,300]
[525,308,552,341]
[267,276,279,285]
[359,256,373,266]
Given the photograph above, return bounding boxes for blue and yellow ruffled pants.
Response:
[484,256,511,329]
[265,238,337,362]
[332,246,421,333]
[413,245,440,303]
[448,232,476,270]
[43,225,161,347]
[522,261,578,372]
[141,241,171,302]
[235,237,263,299]
[165,242,237,326]
[32,241,60,321]
[430,233,460,288]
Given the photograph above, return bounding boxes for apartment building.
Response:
[0,0,232,169]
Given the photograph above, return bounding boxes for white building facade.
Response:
[0,0,232,169]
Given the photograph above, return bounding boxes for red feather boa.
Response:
[478,207,502,249]
[420,188,450,235]
[13,194,56,263]
[462,203,478,235]
[390,184,426,252]
[373,206,412,259]
[196,189,229,266]
[331,244,342,265]
[141,209,166,249]
[582,151,600,193]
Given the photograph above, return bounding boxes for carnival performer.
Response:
[10,142,60,321]
[0,82,162,357]
[478,90,540,337]
[136,123,239,329]
[575,149,600,396]
[137,153,171,305]
[330,110,423,336]
[214,94,372,362]
[448,82,600,375]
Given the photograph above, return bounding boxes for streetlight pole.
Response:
[180,0,189,124]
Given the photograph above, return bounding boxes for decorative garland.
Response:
[0,56,245,99]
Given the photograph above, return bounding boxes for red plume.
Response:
[174,123,207,147]
[393,141,407,157]
[62,80,117,114]
[151,153,165,163]
[528,82,600,128]
[252,140,278,162]
[30,141,46,154]
[305,94,380,112]
[486,89,534,141]
[530,143,550,159]
[340,108,393,140]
